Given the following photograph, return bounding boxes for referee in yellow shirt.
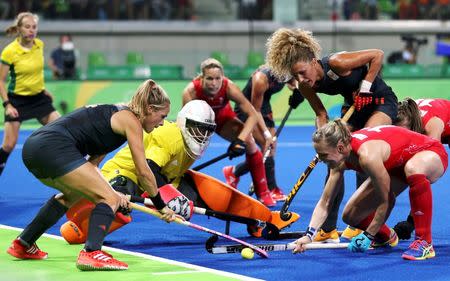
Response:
[0,12,60,176]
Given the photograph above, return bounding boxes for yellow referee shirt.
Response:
[0,38,45,96]
[102,120,195,189]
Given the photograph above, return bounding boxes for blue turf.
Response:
[1,127,450,281]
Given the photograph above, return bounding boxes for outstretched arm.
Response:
[294,165,345,253]
[111,110,175,221]
[297,83,328,128]
[227,81,257,141]
[182,82,196,106]
[329,49,384,83]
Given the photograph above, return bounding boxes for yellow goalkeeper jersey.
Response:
[102,120,195,188]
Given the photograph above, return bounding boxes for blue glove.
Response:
[348,231,374,253]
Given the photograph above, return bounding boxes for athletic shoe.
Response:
[340,226,363,240]
[76,249,128,271]
[313,229,340,243]
[7,238,48,260]
[222,166,239,189]
[257,190,276,207]
[270,187,287,202]
[371,228,399,248]
[402,240,435,261]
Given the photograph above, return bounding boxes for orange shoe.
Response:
[76,249,128,271]
[257,190,276,207]
[271,187,287,202]
[7,238,48,260]
[223,166,239,189]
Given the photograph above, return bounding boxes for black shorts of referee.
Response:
[4,91,56,123]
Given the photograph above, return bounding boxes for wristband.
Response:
[363,231,375,241]
[305,226,317,241]
[360,80,372,92]
[150,191,166,210]
[263,130,272,140]
[2,100,10,108]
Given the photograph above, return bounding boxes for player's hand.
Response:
[348,231,373,252]
[288,88,305,109]
[116,192,131,214]
[158,206,176,223]
[353,91,373,111]
[4,103,19,118]
[227,139,247,159]
[292,236,311,254]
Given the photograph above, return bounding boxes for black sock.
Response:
[265,156,277,190]
[0,148,11,176]
[234,162,249,177]
[20,195,68,246]
[84,203,115,252]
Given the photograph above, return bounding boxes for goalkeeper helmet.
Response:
[177,100,216,159]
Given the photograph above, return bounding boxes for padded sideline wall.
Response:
[0,20,447,78]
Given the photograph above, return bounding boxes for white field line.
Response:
[0,224,263,281]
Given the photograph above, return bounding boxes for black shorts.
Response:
[22,131,87,179]
[343,92,398,130]
[5,91,56,122]
[235,104,275,128]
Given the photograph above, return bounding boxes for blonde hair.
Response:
[195,58,224,79]
[5,12,39,37]
[128,79,170,119]
[397,97,425,134]
[266,28,322,81]
[312,119,351,147]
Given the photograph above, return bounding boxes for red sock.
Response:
[407,174,432,243]
[246,150,269,196]
[355,212,391,242]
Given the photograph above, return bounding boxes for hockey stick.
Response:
[130,195,280,239]
[130,202,269,258]
[263,106,293,162]
[192,152,229,171]
[271,230,343,240]
[205,235,348,254]
[280,105,355,221]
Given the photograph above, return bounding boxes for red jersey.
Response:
[346,125,445,172]
[416,98,450,141]
[192,77,230,114]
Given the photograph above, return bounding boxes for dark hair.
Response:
[397,97,425,134]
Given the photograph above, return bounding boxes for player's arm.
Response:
[111,110,175,221]
[146,159,169,187]
[0,62,18,118]
[227,81,257,141]
[250,72,273,144]
[181,82,196,106]
[298,82,328,128]
[357,140,391,236]
[293,164,346,253]
[424,117,445,141]
[329,49,384,83]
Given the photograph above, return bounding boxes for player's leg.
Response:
[0,121,20,176]
[402,149,446,261]
[218,118,275,207]
[342,177,398,246]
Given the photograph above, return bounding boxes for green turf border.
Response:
[0,225,262,281]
